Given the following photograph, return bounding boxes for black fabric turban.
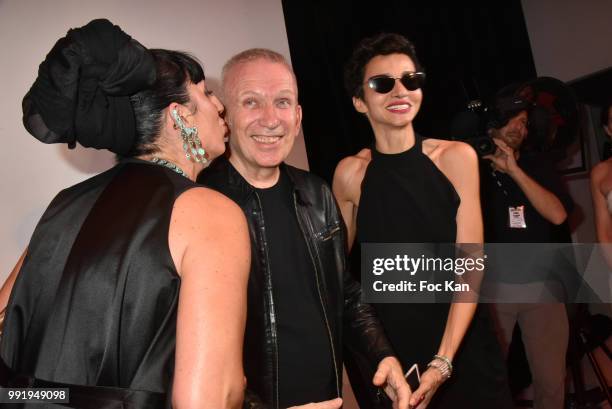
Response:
[22,19,156,155]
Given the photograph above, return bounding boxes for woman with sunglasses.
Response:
[0,19,249,408]
[334,33,512,409]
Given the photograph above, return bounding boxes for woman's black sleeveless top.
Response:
[353,136,512,409]
[1,159,196,408]
[355,136,459,368]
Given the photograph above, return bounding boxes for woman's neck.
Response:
[372,124,416,154]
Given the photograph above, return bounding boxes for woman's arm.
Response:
[410,142,481,408]
[591,162,612,243]
[590,162,612,270]
[438,142,482,360]
[0,249,27,312]
[169,187,250,409]
[333,156,362,250]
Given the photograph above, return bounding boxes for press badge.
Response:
[508,206,527,228]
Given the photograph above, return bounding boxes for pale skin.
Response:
[590,108,612,267]
[483,111,567,225]
[170,186,250,409]
[592,161,612,243]
[590,159,612,268]
[0,250,26,315]
[222,57,411,409]
[333,53,481,409]
[1,80,251,409]
[222,59,302,188]
[591,107,612,244]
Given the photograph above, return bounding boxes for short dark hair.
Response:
[344,32,423,99]
[126,49,205,157]
[600,100,612,127]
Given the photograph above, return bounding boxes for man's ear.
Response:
[353,96,368,114]
[604,124,612,138]
[296,104,303,131]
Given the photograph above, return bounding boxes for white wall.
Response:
[0,3,358,406]
[521,0,612,245]
[0,0,309,277]
[521,0,612,82]
[521,1,612,322]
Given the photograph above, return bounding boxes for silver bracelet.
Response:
[427,355,453,379]
[434,354,453,372]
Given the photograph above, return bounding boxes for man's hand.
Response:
[288,398,342,409]
[483,138,519,176]
[409,367,445,409]
[372,356,411,409]
[485,137,569,224]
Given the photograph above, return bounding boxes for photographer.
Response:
[479,91,574,409]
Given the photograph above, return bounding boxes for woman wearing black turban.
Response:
[0,19,249,409]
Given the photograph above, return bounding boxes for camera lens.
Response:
[469,136,495,157]
[477,137,494,156]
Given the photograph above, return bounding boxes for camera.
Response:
[450,95,532,157]
[470,135,496,156]
[449,100,496,157]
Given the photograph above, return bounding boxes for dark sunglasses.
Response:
[366,72,426,94]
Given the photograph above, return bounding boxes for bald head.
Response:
[223,48,295,84]
[222,48,298,101]
[219,48,302,185]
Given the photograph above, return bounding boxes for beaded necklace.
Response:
[150,157,188,178]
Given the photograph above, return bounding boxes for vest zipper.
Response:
[320,226,341,241]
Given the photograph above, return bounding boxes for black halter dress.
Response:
[351,136,512,409]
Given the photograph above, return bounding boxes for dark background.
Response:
[280,4,538,393]
[280,2,612,399]
[281,1,538,183]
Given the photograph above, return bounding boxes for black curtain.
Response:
[281,1,537,183]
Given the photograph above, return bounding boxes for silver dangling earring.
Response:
[171,109,208,164]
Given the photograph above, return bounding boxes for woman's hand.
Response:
[408,367,446,409]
